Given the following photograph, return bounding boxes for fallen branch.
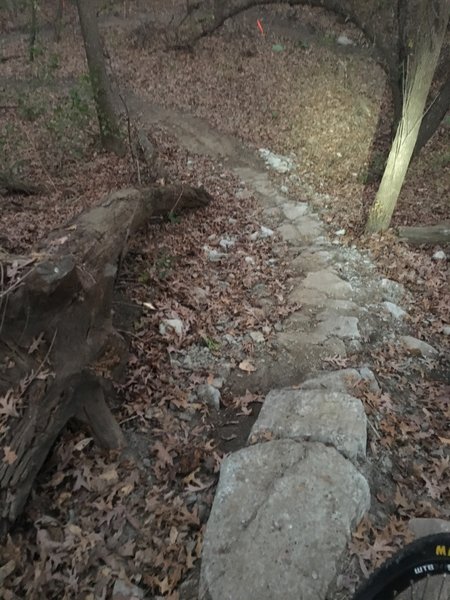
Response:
[398,222,450,244]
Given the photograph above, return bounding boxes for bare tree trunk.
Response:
[54,0,64,42]
[76,0,125,156]
[365,0,450,233]
[413,68,450,156]
[29,0,38,62]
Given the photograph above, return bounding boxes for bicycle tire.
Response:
[352,533,450,600]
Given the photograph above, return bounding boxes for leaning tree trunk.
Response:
[0,184,211,539]
[413,67,450,157]
[365,0,450,233]
[76,0,125,156]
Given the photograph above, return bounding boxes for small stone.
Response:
[443,326,450,336]
[358,367,381,393]
[260,225,274,238]
[400,336,438,358]
[383,301,407,320]
[211,377,224,389]
[347,339,362,353]
[197,384,221,410]
[249,331,265,343]
[203,246,227,261]
[335,229,346,236]
[282,203,309,220]
[159,318,183,337]
[280,185,289,194]
[433,250,446,261]
[245,256,255,264]
[381,278,405,302]
[337,34,354,46]
[219,238,236,249]
[258,148,294,173]
[112,579,145,599]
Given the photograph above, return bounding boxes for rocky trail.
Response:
[1,4,449,598]
[125,95,449,599]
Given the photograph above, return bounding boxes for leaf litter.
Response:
[0,2,449,598]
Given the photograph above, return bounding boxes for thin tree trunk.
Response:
[76,0,125,156]
[365,0,450,233]
[413,69,450,156]
[29,0,38,62]
[54,0,64,42]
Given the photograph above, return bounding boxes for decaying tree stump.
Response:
[0,184,212,537]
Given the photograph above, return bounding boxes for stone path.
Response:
[128,95,442,600]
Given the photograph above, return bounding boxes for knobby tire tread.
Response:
[352,533,450,600]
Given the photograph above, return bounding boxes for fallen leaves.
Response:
[2,446,17,465]
[238,359,257,372]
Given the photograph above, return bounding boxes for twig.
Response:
[169,187,184,216]
[0,262,7,335]
[118,90,141,185]
[367,416,381,439]
[0,261,37,300]
[18,329,58,400]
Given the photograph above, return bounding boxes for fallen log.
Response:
[0,184,212,537]
[398,222,450,244]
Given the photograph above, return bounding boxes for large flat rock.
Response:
[300,368,380,394]
[250,389,367,460]
[199,440,370,600]
[289,269,353,304]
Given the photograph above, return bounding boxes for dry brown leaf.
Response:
[2,446,17,465]
[238,360,256,372]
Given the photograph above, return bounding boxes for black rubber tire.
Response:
[352,533,450,600]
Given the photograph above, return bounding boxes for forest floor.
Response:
[0,2,449,599]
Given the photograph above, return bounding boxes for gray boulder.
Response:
[250,389,367,461]
[199,440,370,600]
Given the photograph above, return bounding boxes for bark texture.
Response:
[365,0,450,233]
[398,223,450,244]
[414,69,450,156]
[0,184,212,538]
[76,0,125,156]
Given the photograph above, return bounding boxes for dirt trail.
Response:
[125,91,434,600]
